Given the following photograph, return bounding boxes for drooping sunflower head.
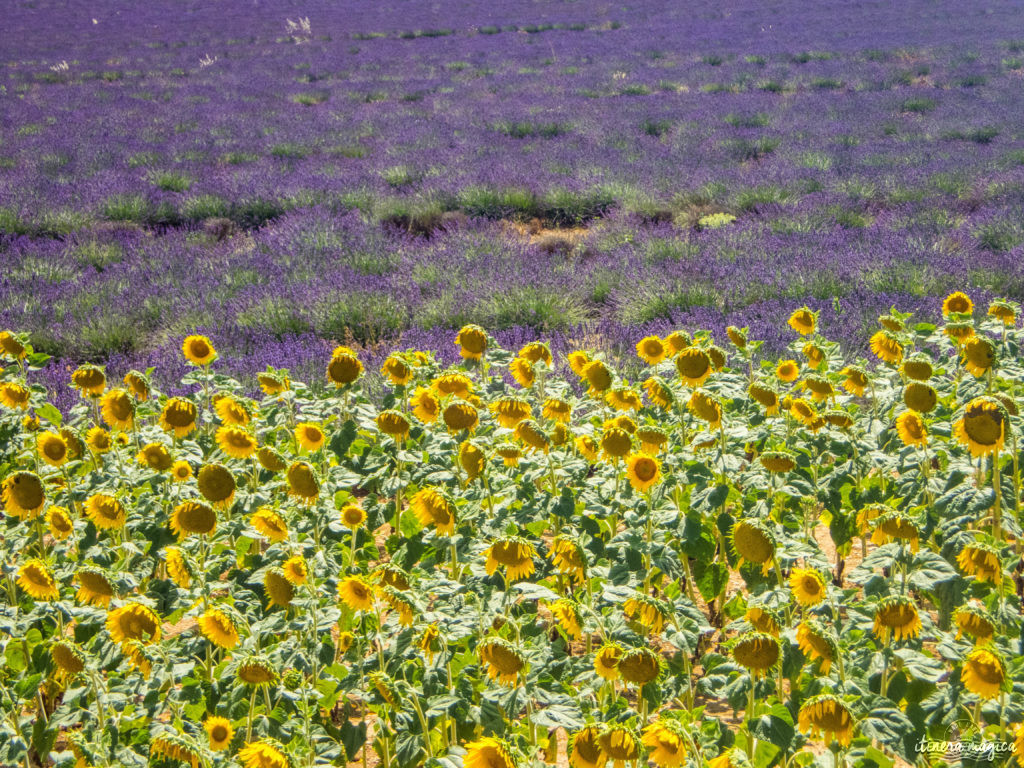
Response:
[798,694,855,746]
[492,397,532,429]
[642,376,674,409]
[759,450,795,474]
[151,730,202,768]
[727,325,748,349]
[238,740,289,768]
[18,559,59,601]
[707,342,726,370]
[635,335,667,365]
[869,330,903,365]
[518,341,552,366]
[568,726,607,768]
[895,410,928,448]
[582,360,613,396]
[675,347,712,387]
[85,427,111,454]
[3,471,46,519]
[0,330,27,360]
[263,568,295,608]
[479,637,526,685]
[135,442,173,471]
[789,567,827,607]
[485,537,537,581]
[100,388,134,430]
[618,646,662,685]
[410,488,456,535]
[85,492,126,530]
[961,648,1006,699]
[744,606,781,636]
[75,566,115,607]
[903,382,937,414]
[594,642,623,680]
[198,607,240,650]
[688,389,722,427]
[835,365,867,396]
[954,604,996,645]
[380,353,414,386]
[549,598,583,640]
[957,542,1003,584]
[878,313,904,333]
[286,461,319,502]
[788,306,817,336]
[294,422,326,452]
[598,725,640,766]
[599,426,632,461]
[823,409,854,429]
[71,364,106,396]
[459,439,487,480]
[0,381,31,410]
[870,511,920,552]
[236,655,278,686]
[182,335,216,366]
[954,397,1006,458]
[872,596,922,644]
[606,386,643,412]
[338,575,375,612]
[509,356,535,388]
[731,519,775,573]
[196,463,235,509]
[641,719,690,768]
[944,321,976,344]
[36,431,69,467]
[250,507,288,542]
[801,374,834,402]
[418,623,443,662]
[635,426,668,455]
[732,632,780,678]
[942,291,973,318]
[626,453,661,492]
[988,299,1018,326]
[663,330,691,356]
[443,401,479,433]
[623,595,668,635]
[378,585,415,626]
[164,547,192,589]
[748,382,780,415]
[106,602,161,646]
[327,349,363,387]
[122,370,150,401]
[455,324,488,360]
[257,370,290,396]
[51,640,86,679]
[962,336,996,378]
[160,397,198,437]
[550,536,587,583]
[464,737,517,768]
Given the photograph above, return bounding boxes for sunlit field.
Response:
[3,2,1024,767]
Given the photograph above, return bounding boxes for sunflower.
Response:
[658,330,688,356]
[2,471,45,519]
[182,335,216,366]
[17,559,59,600]
[204,716,234,752]
[582,360,613,395]
[238,740,289,768]
[636,335,666,365]
[507,420,547,455]
[895,411,928,448]
[327,349,363,386]
[733,632,780,678]
[119,371,149,402]
[86,426,112,453]
[688,389,722,428]
[802,374,834,403]
[598,726,639,768]
[237,656,277,686]
[60,428,83,459]
[507,356,535,388]
[942,291,974,317]
[258,567,293,608]
[170,500,217,540]
[485,537,536,581]
[75,567,114,607]
[30,434,68,472]
[151,732,201,768]
[106,603,161,645]
[479,638,526,685]
[549,599,583,640]
[567,350,592,377]
[902,382,936,414]
[340,503,367,530]
[0,381,31,410]
[465,737,517,768]
[287,461,319,502]
[434,372,474,398]
[215,396,250,426]
[954,605,995,645]
[282,556,308,586]
[85,493,126,530]
[871,511,920,552]
[198,608,240,649]
[798,695,854,746]
[988,299,1017,326]
[258,371,290,396]
[160,398,198,438]
[788,307,816,336]
[757,451,793,475]
[731,519,775,574]
[375,409,412,442]
[132,442,171,473]
[878,313,904,333]
[459,439,486,480]
[100,388,134,430]
[641,720,689,768]
[381,354,413,386]
[337,631,355,655]
[727,325,748,349]
[961,336,995,378]
[869,330,903,365]
[957,542,1002,583]
[789,568,827,607]
[708,749,752,768]
[51,640,86,679]
[748,382,780,416]
[23,414,39,432]
[618,646,661,685]
[625,453,661,493]
[254,448,284,474]
[483,398,527,431]
[549,536,587,583]
[46,506,73,540]
[802,342,825,370]
[961,648,1006,699]
[0,330,27,360]
[642,376,674,409]
[71,364,106,396]
[603,387,640,413]
[954,397,1005,457]
[594,642,624,680]
[379,585,415,626]
[873,596,922,644]
[835,365,867,396]
[675,347,712,387]
[624,595,667,635]
[518,341,552,366]
[215,426,258,459]
[631,428,666,456]
[576,434,599,462]
[291,423,324,454]
[410,488,456,535]
[338,575,374,612]
[945,321,975,344]
[745,606,781,636]
[248,507,287,542]
[789,397,817,427]
[165,547,192,588]
[567,727,608,768]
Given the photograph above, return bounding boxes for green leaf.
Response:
[693,560,729,602]
[531,703,584,730]
[35,403,62,426]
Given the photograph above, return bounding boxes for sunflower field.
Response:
[3,292,1024,768]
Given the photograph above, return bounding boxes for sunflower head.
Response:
[381,353,414,386]
[264,569,295,608]
[257,370,291,396]
[732,632,780,678]
[955,397,1006,458]
[641,719,690,768]
[688,389,722,427]
[731,519,775,573]
[675,347,712,387]
[160,398,198,437]
[51,640,86,678]
[294,422,326,452]
[85,492,125,530]
[872,596,922,644]
[182,335,216,366]
[75,566,115,607]
[286,461,319,502]
[36,431,69,467]
[459,439,486,480]
[512,419,550,453]
[236,655,278,686]
[485,536,537,581]
[3,471,46,519]
[46,506,73,540]
[869,330,903,365]
[727,325,748,349]
[18,559,59,601]
[569,727,606,768]
[642,376,674,409]
[798,694,855,746]
[895,410,928,448]
[204,716,235,752]
[744,606,781,636]
[164,547,192,588]
[410,488,456,534]
[789,567,827,606]
[106,602,161,646]
[518,341,552,366]
[238,740,289,768]
[957,542,1003,583]
[338,575,375,612]
[327,349,363,386]
[0,330,27,360]
[788,307,817,336]
[598,725,640,764]
[198,607,240,650]
[582,360,613,396]
[465,737,517,768]
[455,324,488,360]
[988,299,1018,326]
[71,364,106,396]
[151,730,202,768]
[340,503,367,530]
[943,291,974,318]
[870,510,920,552]
[961,648,1006,700]
[479,637,526,685]
[635,335,667,365]
[617,646,662,685]
[954,604,996,645]
[492,397,532,428]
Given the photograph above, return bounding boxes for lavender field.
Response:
[3,0,1024,399]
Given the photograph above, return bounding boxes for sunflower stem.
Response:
[992,451,1002,542]
[245,685,257,741]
